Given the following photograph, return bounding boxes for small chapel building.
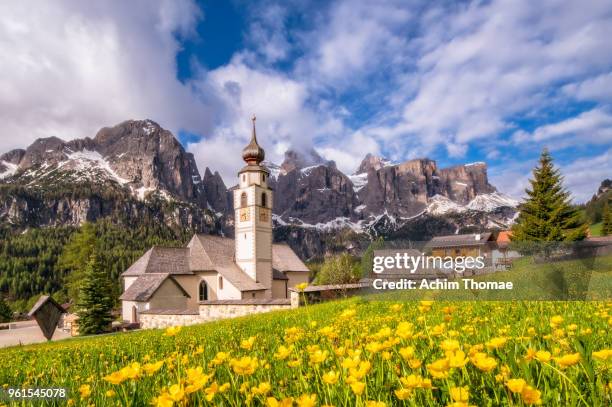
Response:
[119,117,309,328]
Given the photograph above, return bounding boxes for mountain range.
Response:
[0,119,519,258]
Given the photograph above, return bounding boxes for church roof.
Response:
[272,244,310,272]
[122,247,192,276]
[119,274,190,302]
[120,234,309,296]
[191,234,267,291]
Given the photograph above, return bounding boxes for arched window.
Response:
[261,192,267,208]
[199,280,208,301]
[240,192,247,208]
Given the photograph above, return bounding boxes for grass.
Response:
[590,222,603,237]
[0,297,611,406]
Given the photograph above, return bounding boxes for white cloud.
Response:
[561,149,612,202]
[490,149,612,203]
[562,73,612,103]
[354,0,612,158]
[531,108,612,143]
[187,58,347,182]
[0,0,215,152]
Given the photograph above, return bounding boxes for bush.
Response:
[316,253,361,285]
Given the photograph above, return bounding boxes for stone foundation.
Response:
[139,300,292,329]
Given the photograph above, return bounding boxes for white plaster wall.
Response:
[124,277,137,290]
[121,300,148,323]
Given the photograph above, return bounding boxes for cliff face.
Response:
[0,120,222,231]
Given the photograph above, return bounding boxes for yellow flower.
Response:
[143,361,164,375]
[486,337,507,350]
[366,401,386,407]
[447,350,469,368]
[592,349,612,361]
[521,385,542,405]
[219,383,230,393]
[408,358,422,369]
[322,370,339,385]
[296,393,317,407]
[153,392,174,407]
[440,339,460,352]
[339,308,357,319]
[211,351,230,365]
[555,353,581,368]
[506,378,527,393]
[395,388,412,400]
[550,315,564,327]
[309,349,329,365]
[390,303,403,312]
[400,374,431,389]
[524,348,537,361]
[168,384,185,402]
[274,345,294,360]
[288,358,302,368]
[427,357,450,379]
[350,381,366,395]
[396,322,414,339]
[164,326,182,337]
[449,386,469,402]
[105,390,116,398]
[471,353,497,372]
[535,351,551,363]
[120,362,141,380]
[79,384,91,399]
[251,382,271,396]
[267,397,294,407]
[296,282,308,291]
[241,336,256,350]
[399,346,415,361]
[205,382,219,402]
[230,356,259,375]
[103,370,126,385]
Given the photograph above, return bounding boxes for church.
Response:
[119,117,309,328]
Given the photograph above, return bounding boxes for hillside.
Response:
[1,298,610,406]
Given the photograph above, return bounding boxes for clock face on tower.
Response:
[259,208,270,222]
[240,208,250,222]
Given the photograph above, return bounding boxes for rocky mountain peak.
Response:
[355,153,393,174]
[280,148,331,175]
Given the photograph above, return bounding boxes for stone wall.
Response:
[139,301,292,329]
[199,302,290,320]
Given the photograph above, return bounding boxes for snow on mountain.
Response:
[263,161,281,180]
[348,172,368,192]
[0,161,18,179]
[65,150,130,184]
[426,195,467,215]
[426,192,518,215]
[466,192,519,211]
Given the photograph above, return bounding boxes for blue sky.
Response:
[1,0,611,201]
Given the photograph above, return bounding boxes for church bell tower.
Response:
[234,116,273,297]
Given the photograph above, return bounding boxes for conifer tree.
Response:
[59,222,96,302]
[0,296,12,323]
[75,253,114,335]
[511,149,586,243]
[602,200,612,236]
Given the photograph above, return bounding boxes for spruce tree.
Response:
[0,296,12,323]
[511,149,587,243]
[602,200,612,236]
[75,253,114,335]
[59,222,96,302]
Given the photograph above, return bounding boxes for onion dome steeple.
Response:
[242,115,265,165]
